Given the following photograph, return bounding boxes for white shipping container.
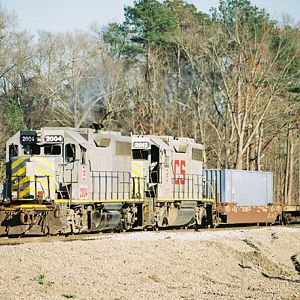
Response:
[203,169,273,206]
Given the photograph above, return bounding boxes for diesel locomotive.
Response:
[0,127,211,236]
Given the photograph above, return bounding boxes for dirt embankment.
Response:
[0,227,299,300]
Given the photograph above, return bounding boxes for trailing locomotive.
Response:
[131,135,212,228]
[0,127,211,236]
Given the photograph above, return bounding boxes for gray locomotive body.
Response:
[0,127,211,236]
[1,127,138,235]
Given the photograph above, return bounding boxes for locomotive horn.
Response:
[90,122,104,132]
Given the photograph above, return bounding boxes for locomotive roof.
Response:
[42,127,122,135]
[132,134,203,149]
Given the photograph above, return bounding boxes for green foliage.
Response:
[289,85,300,94]
[211,0,265,23]
[103,22,144,59]
[165,0,211,26]
[103,0,178,59]
[4,100,27,134]
[37,273,45,285]
[210,0,275,37]
[124,0,177,44]
[271,26,300,79]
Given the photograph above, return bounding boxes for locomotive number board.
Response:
[132,141,150,149]
[20,131,37,144]
[44,135,64,143]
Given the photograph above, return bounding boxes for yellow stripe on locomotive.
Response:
[131,161,144,198]
[10,156,56,200]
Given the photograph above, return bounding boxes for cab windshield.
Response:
[132,149,149,160]
[22,144,61,155]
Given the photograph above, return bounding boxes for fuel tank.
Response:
[89,210,121,231]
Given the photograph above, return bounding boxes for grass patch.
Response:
[148,274,160,283]
[63,294,76,299]
[37,273,45,285]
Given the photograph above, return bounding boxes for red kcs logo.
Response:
[173,159,186,185]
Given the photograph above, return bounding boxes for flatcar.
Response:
[203,169,282,225]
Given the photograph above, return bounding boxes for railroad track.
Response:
[1,223,298,246]
[0,231,117,246]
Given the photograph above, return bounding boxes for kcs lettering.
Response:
[173,159,186,184]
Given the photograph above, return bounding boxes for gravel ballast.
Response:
[0,226,299,300]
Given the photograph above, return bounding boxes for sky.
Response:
[1,0,299,33]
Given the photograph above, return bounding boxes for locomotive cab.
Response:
[131,137,165,198]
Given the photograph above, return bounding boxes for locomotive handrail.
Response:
[171,173,203,200]
[90,171,141,201]
[6,175,53,202]
[131,176,145,199]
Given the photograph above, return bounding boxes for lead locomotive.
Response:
[0,127,211,235]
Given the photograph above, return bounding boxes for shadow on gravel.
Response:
[238,263,252,269]
[291,255,300,275]
[271,232,278,240]
[242,239,260,251]
[261,272,300,283]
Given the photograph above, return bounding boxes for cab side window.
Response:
[65,144,76,162]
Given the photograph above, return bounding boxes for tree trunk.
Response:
[284,129,290,206]
[256,125,263,171]
[298,143,300,204]
[287,131,294,205]
[235,133,244,169]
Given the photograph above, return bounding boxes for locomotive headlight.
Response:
[11,191,17,200]
[3,197,11,204]
[36,131,43,143]
[44,197,52,204]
